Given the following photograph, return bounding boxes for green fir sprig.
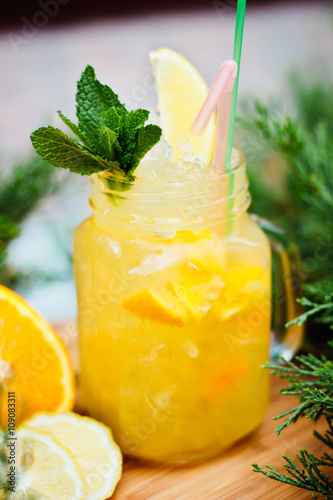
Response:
[31,65,162,180]
[0,156,57,288]
[239,75,333,340]
[252,352,333,499]
[287,292,333,329]
[266,354,333,434]
[252,450,333,500]
[242,70,333,498]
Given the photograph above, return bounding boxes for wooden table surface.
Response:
[56,323,329,500]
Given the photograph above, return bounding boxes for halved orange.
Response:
[0,285,74,427]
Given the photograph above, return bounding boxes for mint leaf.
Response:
[31,65,162,181]
[104,108,121,134]
[127,124,162,173]
[120,109,150,170]
[30,127,121,175]
[57,110,94,151]
[76,65,126,149]
[121,109,150,144]
[98,126,121,162]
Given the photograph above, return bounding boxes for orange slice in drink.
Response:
[202,356,249,400]
[0,285,74,426]
[168,263,224,319]
[223,265,264,299]
[188,236,227,274]
[122,289,184,327]
[161,229,212,245]
[212,266,265,322]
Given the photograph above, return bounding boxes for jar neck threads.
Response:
[89,156,250,232]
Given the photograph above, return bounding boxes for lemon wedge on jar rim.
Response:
[149,48,215,164]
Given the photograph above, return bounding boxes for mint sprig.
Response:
[31,65,162,179]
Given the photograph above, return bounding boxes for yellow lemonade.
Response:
[74,155,271,461]
[28,47,302,463]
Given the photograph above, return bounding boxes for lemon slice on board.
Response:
[24,412,122,500]
[0,284,74,426]
[1,427,88,499]
[149,48,215,163]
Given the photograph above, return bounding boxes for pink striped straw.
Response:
[192,60,238,172]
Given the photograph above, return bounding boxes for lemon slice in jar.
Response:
[149,48,215,164]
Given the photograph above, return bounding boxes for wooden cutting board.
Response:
[56,323,329,500]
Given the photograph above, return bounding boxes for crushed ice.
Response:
[135,122,210,182]
[135,110,241,182]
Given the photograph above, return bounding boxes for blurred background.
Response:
[1,0,333,326]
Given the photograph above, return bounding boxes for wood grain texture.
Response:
[55,323,330,500]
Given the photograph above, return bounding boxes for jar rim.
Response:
[89,149,250,229]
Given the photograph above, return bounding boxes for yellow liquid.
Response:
[74,204,271,461]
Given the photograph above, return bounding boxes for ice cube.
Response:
[135,131,225,182]
[182,339,199,358]
[176,136,193,153]
[154,230,177,239]
[144,136,173,162]
[128,246,184,276]
[146,110,161,126]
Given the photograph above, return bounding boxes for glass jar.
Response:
[74,154,302,462]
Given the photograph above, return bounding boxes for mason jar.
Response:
[74,152,302,462]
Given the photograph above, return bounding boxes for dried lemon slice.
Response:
[24,412,122,500]
[2,427,88,499]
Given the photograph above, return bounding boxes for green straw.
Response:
[225,0,246,235]
[225,0,246,170]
